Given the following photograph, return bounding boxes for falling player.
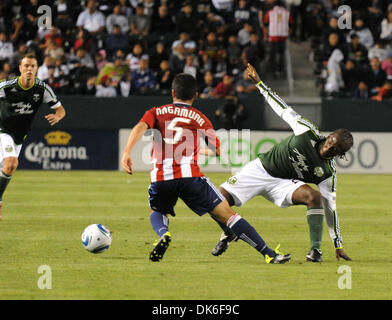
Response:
[121,73,291,264]
[0,53,66,219]
[211,63,353,262]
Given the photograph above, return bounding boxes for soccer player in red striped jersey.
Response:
[121,73,290,263]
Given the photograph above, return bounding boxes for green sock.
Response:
[306,208,324,250]
[0,171,12,202]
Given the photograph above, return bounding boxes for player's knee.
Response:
[3,158,18,175]
[306,190,322,208]
[219,186,234,206]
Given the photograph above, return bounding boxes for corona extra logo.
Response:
[44,131,72,145]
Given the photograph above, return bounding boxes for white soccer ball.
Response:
[81,224,112,254]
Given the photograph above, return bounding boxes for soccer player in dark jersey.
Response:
[0,53,66,219]
[211,64,353,262]
[121,73,291,264]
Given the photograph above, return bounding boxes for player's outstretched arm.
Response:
[247,63,314,136]
[121,121,148,174]
[45,105,66,126]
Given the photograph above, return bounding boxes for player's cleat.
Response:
[149,232,172,262]
[265,244,291,264]
[211,232,237,256]
[306,248,323,262]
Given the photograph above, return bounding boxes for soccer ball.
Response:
[81,224,112,254]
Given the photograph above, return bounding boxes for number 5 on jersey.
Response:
[164,117,191,144]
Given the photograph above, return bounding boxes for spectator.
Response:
[212,0,234,23]
[131,57,157,94]
[368,40,388,62]
[105,24,130,59]
[46,66,67,95]
[342,60,360,97]
[324,48,344,96]
[129,4,151,41]
[23,0,40,38]
[117,72,134,97]
[199,70,216,99]
[365,57,387,95]
[96,56,129,87]
[176,3,201,38]
[44,39,65,61]
[353,81,370,99]
[347,33,368,63]
[126,42,146,72]
[233,0,252,29]
[0,31,13,64]
[227,34,242,72]
[2,62,15,78]
[68,48,96,93]
[118,0,133,21]
[157,60,174,95]
[95,50,108,73]
[381,55,392,78]
[73,29,94,54]
[264,1,293,77]
[235,69,258,99]
[183,55,198,79]
[322,17,346,48]
[243,33,264,72]
[41,27,65,52]
[148,41,169,73]
[214,74,236,99]
[106,4,130,35]
[76,0,106,37]
[150,4,176,44]
[237,21,254,47]
[371,80,392,100]
[37,56,55,81]
[172,32,197,56]
[10,43,27,72]
[9,14,35,44]
[95,75,118,97]
[215,99,246,129]
[347,18,374,50]
[380,11,392,41]
[169,43,187,75]
[53,0,75,33]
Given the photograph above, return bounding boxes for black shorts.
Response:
[148,177,225,216]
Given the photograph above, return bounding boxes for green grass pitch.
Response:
[0,170,391,300]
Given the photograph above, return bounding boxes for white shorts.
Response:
[220,159,305,208]
[0,133,22,169]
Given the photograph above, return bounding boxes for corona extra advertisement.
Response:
[19,129,118,170]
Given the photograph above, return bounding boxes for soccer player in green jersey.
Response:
[0,53,66,219]
[211,63,353,262]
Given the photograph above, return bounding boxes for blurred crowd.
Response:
[310,0,392,101]
[2,0,391,128]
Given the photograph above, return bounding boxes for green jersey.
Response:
[0,77,61,144]
[259,129,336,191]
[255,80,342,249]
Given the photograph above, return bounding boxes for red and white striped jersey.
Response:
[264,5,292,41]
[140,102,220,182]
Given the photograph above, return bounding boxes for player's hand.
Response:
[335,248,352,261]
[121,153,133,174]
[45,114,61,126]
[246,63,261,84]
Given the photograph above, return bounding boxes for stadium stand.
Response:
[2,0,392,105]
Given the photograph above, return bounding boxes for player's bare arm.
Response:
[121,121,149,174]
[45,105,66,126]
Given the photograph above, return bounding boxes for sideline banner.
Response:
[120,129,392,174]
[19,129,118,170]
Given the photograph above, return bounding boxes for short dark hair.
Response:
[335,128,354,154]
[172,73,197,100]
[19,53,37,65]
